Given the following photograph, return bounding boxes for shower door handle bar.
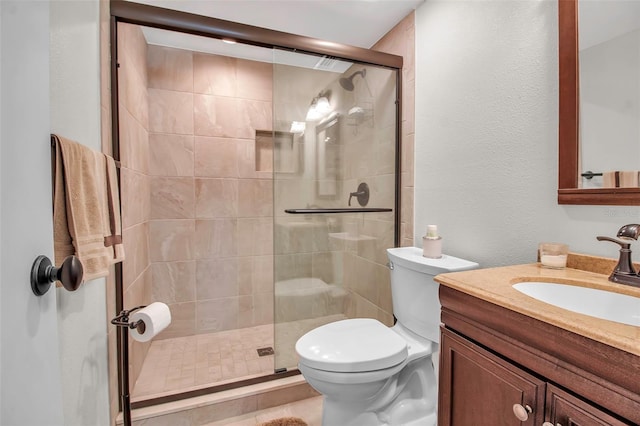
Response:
[284,208,392,214]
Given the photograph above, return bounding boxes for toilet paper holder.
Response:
[111,306,147,334]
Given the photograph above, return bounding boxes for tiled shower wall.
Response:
[118,23,153,392]
[338,13,416,327]
[145,45,275,340]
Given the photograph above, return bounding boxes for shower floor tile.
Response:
[132,324,274,399]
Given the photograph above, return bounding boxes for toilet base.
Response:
[320,356,437,426]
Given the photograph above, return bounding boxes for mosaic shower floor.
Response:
[132,324,275,400]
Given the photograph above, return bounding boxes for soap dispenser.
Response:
[422,225,442,258]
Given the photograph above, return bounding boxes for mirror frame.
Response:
[558,0,640,205]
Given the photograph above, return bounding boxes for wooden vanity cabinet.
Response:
[438,286,640,426]
[439,329,545,426]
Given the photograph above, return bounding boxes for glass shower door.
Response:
[271,49,399,371]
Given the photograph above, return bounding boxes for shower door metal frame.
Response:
[109,0,403,411]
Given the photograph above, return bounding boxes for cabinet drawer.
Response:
[546,384,633,426]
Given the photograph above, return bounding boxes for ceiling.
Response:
[130,0,425,49]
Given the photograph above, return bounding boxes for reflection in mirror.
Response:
[579,1,640,189]
[558,0,640,204]
[316,115,340,198]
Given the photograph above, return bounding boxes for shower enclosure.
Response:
[112,1,401,408]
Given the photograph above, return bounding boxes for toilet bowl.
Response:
[296,247,478,426]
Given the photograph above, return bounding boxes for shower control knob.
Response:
[512,403,532,421]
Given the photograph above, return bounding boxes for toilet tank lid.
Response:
[387,247,478,275]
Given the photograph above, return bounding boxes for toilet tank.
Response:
[386,247,478,343]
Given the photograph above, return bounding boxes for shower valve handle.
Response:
[348,182,370,207]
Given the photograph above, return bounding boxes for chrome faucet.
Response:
[597,224,640,287]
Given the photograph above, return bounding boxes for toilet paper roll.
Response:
[130,302,171,342]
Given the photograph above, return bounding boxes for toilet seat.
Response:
[296,318,408,373]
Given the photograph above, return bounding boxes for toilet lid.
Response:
[295,318,408,373]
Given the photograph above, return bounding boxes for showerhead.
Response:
[339,69,367,91]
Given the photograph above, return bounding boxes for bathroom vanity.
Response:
[435,260,640,426]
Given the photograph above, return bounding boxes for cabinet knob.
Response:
[512,403,532,421]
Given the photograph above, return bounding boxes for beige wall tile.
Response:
[237,98,273,138]
[151,261,196,304]
[237,295,254,328]
[196,298,239,332]
[196,258,239,299]
[237,58,272,102]
[158,301,196,340]
[195,178,238,218]
[122,222,149,289]
[119,105,150,174]
[150,177,195,219]
[117,23,148,95]
[237,179,273,217]
[237,218,273,256]
[147,45,193,92]
[121,168,150,228]
[194,94,240,137]
[402,77,415,136]
[149,133,194,177]
[194,219,237,259]
[149,220,195,262]
[149,88,194,134]
[237,255,273,295]
[274,253,312,282]
[118,67,148,131]
[252,292,274,325]
[194,137,238,178]
[193,53,237,97]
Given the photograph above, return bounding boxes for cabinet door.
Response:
[546,384,633,426]
[439,328,545,426]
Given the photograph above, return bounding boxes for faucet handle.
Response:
[596,236,631,249]
[597,235,637,279]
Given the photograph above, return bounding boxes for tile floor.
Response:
[133,324,275,399]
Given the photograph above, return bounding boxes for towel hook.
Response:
[30,255,83,296]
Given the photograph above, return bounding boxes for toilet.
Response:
[295,246,478,426]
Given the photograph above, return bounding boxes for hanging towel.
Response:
[602,170,640,188]
[52,134,125,283]
[618,171,640,188]
[603,171,617,188]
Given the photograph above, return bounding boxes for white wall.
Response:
[0,1,65,424]
[50,1,111,425]
[414,0,640,269]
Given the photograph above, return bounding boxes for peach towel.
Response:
[52,135,124,283]
[602,171,640,188]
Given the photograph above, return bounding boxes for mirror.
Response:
[558,0,640,204]
[316,115,340,198]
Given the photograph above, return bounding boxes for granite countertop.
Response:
[434,253,640,357]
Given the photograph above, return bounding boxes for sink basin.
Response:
[512,281,640,327]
